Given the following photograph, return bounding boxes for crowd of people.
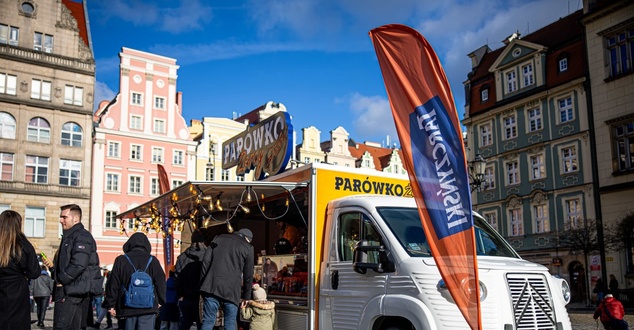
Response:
[0,205,279,330]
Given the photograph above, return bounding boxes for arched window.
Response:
[0,112,16,139]
[27,117,50,143]
[61,122,82,147]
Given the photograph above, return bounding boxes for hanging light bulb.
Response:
[215,199,223,211]
[191,221,197,230]
[226,220,234,233]
[201,195,212,201]
[168,226,174,235]
[178,222,185,232]
[118,229,125,235]
[246,188,252,202]
[203,216,212,228]
[175,240,180,249]
[262,203,266,212]
[162,231,167,239]
[285,197,289,207]
[239,204,250,214]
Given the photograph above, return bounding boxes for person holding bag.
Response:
[594,293,629,330]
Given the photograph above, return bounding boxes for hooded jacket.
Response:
[174,242,206,300]
[102,233,166,317]
[200,232,254,306]
[593,296,625,323]
[240,300,277,330]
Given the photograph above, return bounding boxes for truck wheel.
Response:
[383,326,411,330]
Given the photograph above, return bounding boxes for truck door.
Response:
[320,208,388,329]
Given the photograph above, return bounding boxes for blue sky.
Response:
[87,0,581,146]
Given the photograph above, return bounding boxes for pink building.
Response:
[91,48,196,269]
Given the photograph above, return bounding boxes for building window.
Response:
[150,177,160,196]
[506,159,519,185]
[130,115,142,130]
[108,141,120,158]
[561,146,578,173]
[509,208,523,236]
[236,175,245,181]
[172,180,184,189]
[61,122,82,147]
[363,159,371,168]
[0,24,19,46]
[154,96,165,110]
[152,147,163,163]
[59,159,81,187]
[0,111,16,139]
[27,117,50,143]
[64,85,83,106]
[222,170,230,181]
[559,58,568,72]
[528,107,542,132]
[206,167,215,181]
[25,155,48,183]
[530,154,545,180]
[31,79,51,101]
[483,211,498,231]
[484,166,495,190]
[564,198,582,229]
[0,152,14,180]
[479,122,492,146]
[130,144,142,161]
[106,173,119,192]
[173,150,184,165]
[0,73,17,95]
[558,96,574,123]
[24,206,45,238]
[105,210,117,229]
[33,32,53,53]
[131,92,142,105]
[153,119,165,133]
[521,63,534,87]
[129,175,142,194]
[481,88,489,102]
[606,28,634,77]
[615,120,634,172]
[503,115,517,139]
[533,204,549,233]
[506,70,517,93]
[303,157,310,164]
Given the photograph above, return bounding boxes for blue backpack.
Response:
[123,254,154,309]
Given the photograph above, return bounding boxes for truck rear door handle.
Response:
[331,270,339,290]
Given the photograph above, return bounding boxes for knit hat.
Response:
[237,228,253,242]
[605,294,614,298]
[252,283,267,301]
[191,229,204,243]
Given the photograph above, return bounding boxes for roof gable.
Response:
[489,39,546,72]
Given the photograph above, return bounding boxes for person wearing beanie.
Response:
[593,293,628,329]
[175,229,208,330]
[240,283,277,330]
[200,228,254,330]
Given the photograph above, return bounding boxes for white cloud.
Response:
[93,81,117,111]
[346,93,397,146]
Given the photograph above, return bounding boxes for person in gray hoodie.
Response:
[102,232,166,330]
[174,229,207,330]
[31,265,54,328]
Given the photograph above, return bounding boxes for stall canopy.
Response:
[116,181,308,229]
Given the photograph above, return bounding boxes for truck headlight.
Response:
[438,279,487,302]
[560,279,571,304]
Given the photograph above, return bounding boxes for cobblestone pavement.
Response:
[30,308,633,329]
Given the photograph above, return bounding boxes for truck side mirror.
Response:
[352,240,394,274]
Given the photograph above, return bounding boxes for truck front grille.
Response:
[506,273,556,330]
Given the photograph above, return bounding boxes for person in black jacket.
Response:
[103,232,166,330]
[0,210,41,330]
[174,229,207,330]
[42,204,102,330]
[200,228,254,330]
[31,265,54,328]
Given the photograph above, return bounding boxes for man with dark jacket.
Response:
[200,228,254,330]
[43,204,102,330]
[103,232,166,329]
[174,229,207,330]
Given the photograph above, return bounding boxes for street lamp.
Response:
[468,154,488,192]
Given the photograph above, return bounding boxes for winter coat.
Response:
[594,296,625,323]
[52,222,103,297]
[0,235,41,330]
[174,242,206,300]
[159,276,179,322]
[240,300,277,330]
[31,271,54,297]
[102,232,166,317]
[200,232,254,306]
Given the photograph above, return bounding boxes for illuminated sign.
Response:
[222,111,293,180]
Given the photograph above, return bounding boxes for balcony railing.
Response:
[0,43,95,73]
[0,180,90,198]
